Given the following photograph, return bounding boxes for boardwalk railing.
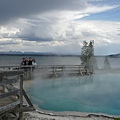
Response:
[38,65,94,78]
[0,70,35,119]
[0,65,94,78]
[0,65,36,80]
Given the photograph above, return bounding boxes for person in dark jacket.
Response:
[20,58,26,65]
[28,57,33,65]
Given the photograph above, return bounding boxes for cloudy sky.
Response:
[0,0,120,55]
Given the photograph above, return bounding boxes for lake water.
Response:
[0,55,81,66]
[0,55,120,116]
[0,55,120,69]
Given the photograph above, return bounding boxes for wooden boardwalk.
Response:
[0,70,35,119]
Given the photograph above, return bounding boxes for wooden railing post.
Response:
[79,65,83,75]
[53,66,57,77]
[0,72,5,92]
[19,74,23,120]
[62,65,65,76]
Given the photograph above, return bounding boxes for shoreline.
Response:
[33,104,119,117]
[22,95,119,120]
[23,102,119,120]
[23,109,117,120]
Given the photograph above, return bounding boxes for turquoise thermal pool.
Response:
[27,74,120,116]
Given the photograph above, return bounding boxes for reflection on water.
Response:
[26,73,120,116]
[49,75,93,88]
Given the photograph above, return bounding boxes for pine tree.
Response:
[80,40,94,68]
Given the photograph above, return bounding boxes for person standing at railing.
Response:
[28,57,33,65]
[32,58,37,66]
[25,57,29,65]
[20,58,27,72]
[20,58,26,65]
[20,57,29,72]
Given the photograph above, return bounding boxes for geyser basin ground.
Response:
[27,73,120,116]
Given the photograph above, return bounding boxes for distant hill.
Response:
[0,51,56,56]
[108,53,120,58]
[0,51,80,56]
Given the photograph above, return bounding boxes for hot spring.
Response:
[27,73,120,116]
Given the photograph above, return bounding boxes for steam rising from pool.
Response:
[27,73,120,116]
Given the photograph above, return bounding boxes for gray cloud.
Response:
[0,0,87,24]
[0,0,119,55]
[0,40,19,45]
[19,36,53,42]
